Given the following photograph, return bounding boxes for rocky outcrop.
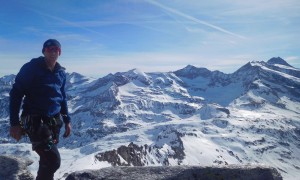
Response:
[95,142,146,166]
[66,165,282,180]
[95,134,185,166]
[0,155,34,180]
[0,156,283,180]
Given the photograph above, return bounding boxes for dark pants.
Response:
[35,145,61,180]
[21,114,63,180]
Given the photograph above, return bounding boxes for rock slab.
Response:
[0,155,34,180]
[66,165,282,180]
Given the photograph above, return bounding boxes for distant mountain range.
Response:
[0,57,299,179]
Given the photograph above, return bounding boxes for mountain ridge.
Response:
[0,57,299,179]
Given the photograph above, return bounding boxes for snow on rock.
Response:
[199,104,230,120]
[0,57,299,180]
[267,57,293,67]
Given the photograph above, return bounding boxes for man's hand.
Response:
[10,125,23,141]
[63,122,71,138]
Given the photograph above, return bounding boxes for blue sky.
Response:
[1,0,300,78]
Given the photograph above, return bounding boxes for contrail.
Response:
[145,0,246,39]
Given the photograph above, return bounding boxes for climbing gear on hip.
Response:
[19,113,63,150]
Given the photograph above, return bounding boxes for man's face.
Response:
[44,46,61,62]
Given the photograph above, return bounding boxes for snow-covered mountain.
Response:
[0,57,299,179]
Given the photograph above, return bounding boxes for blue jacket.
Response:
[10,56,70,126]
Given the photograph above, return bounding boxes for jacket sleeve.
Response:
[9,63,34,126]
[60,73,71,124]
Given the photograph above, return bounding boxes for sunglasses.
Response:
[45,46,61,53]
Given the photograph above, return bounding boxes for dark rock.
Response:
[0,155,34,180]
[267,57,292,67]
[95,135,185,167]
[66,165,282,180]
[95,142,145,166]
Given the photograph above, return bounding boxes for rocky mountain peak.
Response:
[0,74,15,86]
[0,57,299,180]
[267,57,292,67]
[174,65,212,79]
[122,68,152,85]
[67,72,95,87]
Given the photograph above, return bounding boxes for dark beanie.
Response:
[42,39,61,53]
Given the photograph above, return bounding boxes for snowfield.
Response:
[0,57,299,179]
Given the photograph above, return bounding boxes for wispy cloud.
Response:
[25,7,104,36]
[63,51,257,78]
[1,0,298,78]
[145,0,247,39]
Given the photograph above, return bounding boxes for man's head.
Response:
[42,39,61,55]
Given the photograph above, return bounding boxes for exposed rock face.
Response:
[66,165,282,180]
[95,142,146,166]
[0,155,34,180]
[1,58,299,179]
[95,133,185,167]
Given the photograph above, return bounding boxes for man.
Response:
[9,39,71,180]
